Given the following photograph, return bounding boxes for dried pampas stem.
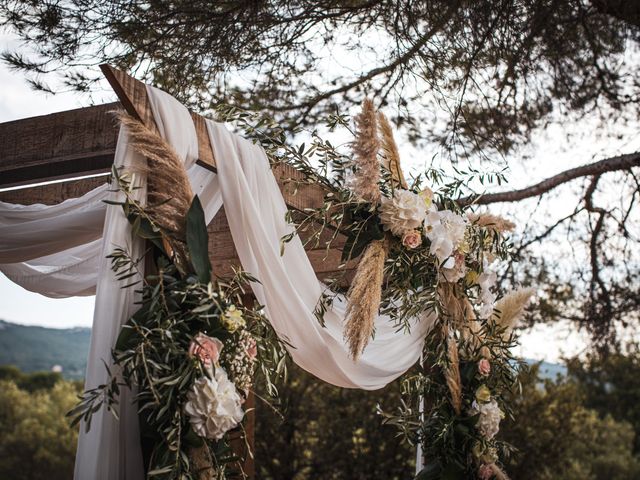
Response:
[439,283,468,329]
[344,237,389,359]
[468,212,516,233]
[351,98,381,203]
[116,111,194,270]
[492,287,536,339]
[445,334,462,415]
[377,111,408,189]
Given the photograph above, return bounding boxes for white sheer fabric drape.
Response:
[0,86,433,478]
[207,121,435,389]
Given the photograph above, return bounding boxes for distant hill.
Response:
[535,360,567,380]
[0,319,568,381]
[0,320,90,379]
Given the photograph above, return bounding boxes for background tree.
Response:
[0,374,80,480]
[1,0,639,343]
[500,364,640,480]
[255,363,414,480]
[252,361,640,479]
[566,344,640,453]
[1,359,639,480]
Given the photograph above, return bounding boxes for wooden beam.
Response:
[100,64,217,169]
[99,65,328,212]
[0,176,108,205]
[0,103,120,188]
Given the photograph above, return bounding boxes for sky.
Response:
[0,33,636,363]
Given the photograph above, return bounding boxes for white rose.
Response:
[470,399,504,440]
[379,189,427,236]
[184,367,244,440]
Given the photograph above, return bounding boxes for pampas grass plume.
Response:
[445,335,462,414]
[351,99,381,203]
[492,287,536,338]
[377,111,408,189]
[468,212,516,233]
[344,238,388,359]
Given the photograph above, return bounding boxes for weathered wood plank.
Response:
[0,176,108,205]
[0,103,120,188]
[100,64,217,168]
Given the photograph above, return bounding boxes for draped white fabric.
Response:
[207,121,435,389]
[0,86,433,478]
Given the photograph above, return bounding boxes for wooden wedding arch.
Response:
[0,65,359,477]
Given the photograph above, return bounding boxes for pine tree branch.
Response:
[458,151,640,206]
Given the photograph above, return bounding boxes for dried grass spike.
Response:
[116,111,194,271]
[377,111,408,189]
[438,283,467,328]
[351,98,381,203]
[445,335,462,414]
[491,287,536,339]
[344,238,388,359]
[468,212,516,233]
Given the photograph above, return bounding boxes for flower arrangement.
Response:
[233,99,536,479]
[75,102,537,479]
[69,114,287,480]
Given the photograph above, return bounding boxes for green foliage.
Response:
[0,378,80,480]
[0,365,64,392]
[185,195,212,283]
[69,167,290,479]
[2,360,640,479]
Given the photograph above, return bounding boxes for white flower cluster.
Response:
[223,330,257,395]
[425,207,467,265]
[379,189,426,236]
[184,367,244,440]
[477,268,497,319]
[378,188,469,268]
[470,399,504,440]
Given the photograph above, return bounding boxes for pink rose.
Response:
[188,333,223,366]
[402,229,422,249]
[478,358,491,376]
[478,464,494,480]
[246,337,257,361]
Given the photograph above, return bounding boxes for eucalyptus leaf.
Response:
[186,195,212,283]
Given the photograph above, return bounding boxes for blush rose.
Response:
[478,358,491,376]
[402,229,423,249]
[188,333,223,366]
